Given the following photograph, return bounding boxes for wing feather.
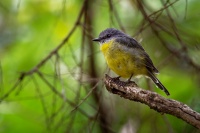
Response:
[116,36,159,74]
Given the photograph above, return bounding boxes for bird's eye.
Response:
[107,34,111,38]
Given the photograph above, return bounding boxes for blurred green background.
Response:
[0,0,200,133]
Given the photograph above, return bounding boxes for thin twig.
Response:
[0,0,87,101]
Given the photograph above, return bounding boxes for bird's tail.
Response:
[148,72,170,96]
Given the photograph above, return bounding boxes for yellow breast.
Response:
[100,39,147,78]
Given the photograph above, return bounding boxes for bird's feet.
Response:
[110,76,127,86]
[126,74,137,86]
[112,76,121,81]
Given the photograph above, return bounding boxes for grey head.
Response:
[93,28,126,44]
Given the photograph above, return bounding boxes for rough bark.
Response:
[104,74,200,129]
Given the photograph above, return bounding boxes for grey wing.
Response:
[116,36,145,50]
[116,36,159,74]
[144,53,159,74]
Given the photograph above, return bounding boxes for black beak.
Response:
[92,38,100,42]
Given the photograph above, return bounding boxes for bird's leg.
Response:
[126,74,137,86]
[127,74,133,82]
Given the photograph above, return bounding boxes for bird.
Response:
[93,28,170,95]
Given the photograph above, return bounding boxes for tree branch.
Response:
[0,0,88,102]
[104,74,200,129]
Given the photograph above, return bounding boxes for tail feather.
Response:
[148,72,170,96]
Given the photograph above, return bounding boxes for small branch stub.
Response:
[104,74,200,129]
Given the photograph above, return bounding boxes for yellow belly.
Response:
[100,39,147,78]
